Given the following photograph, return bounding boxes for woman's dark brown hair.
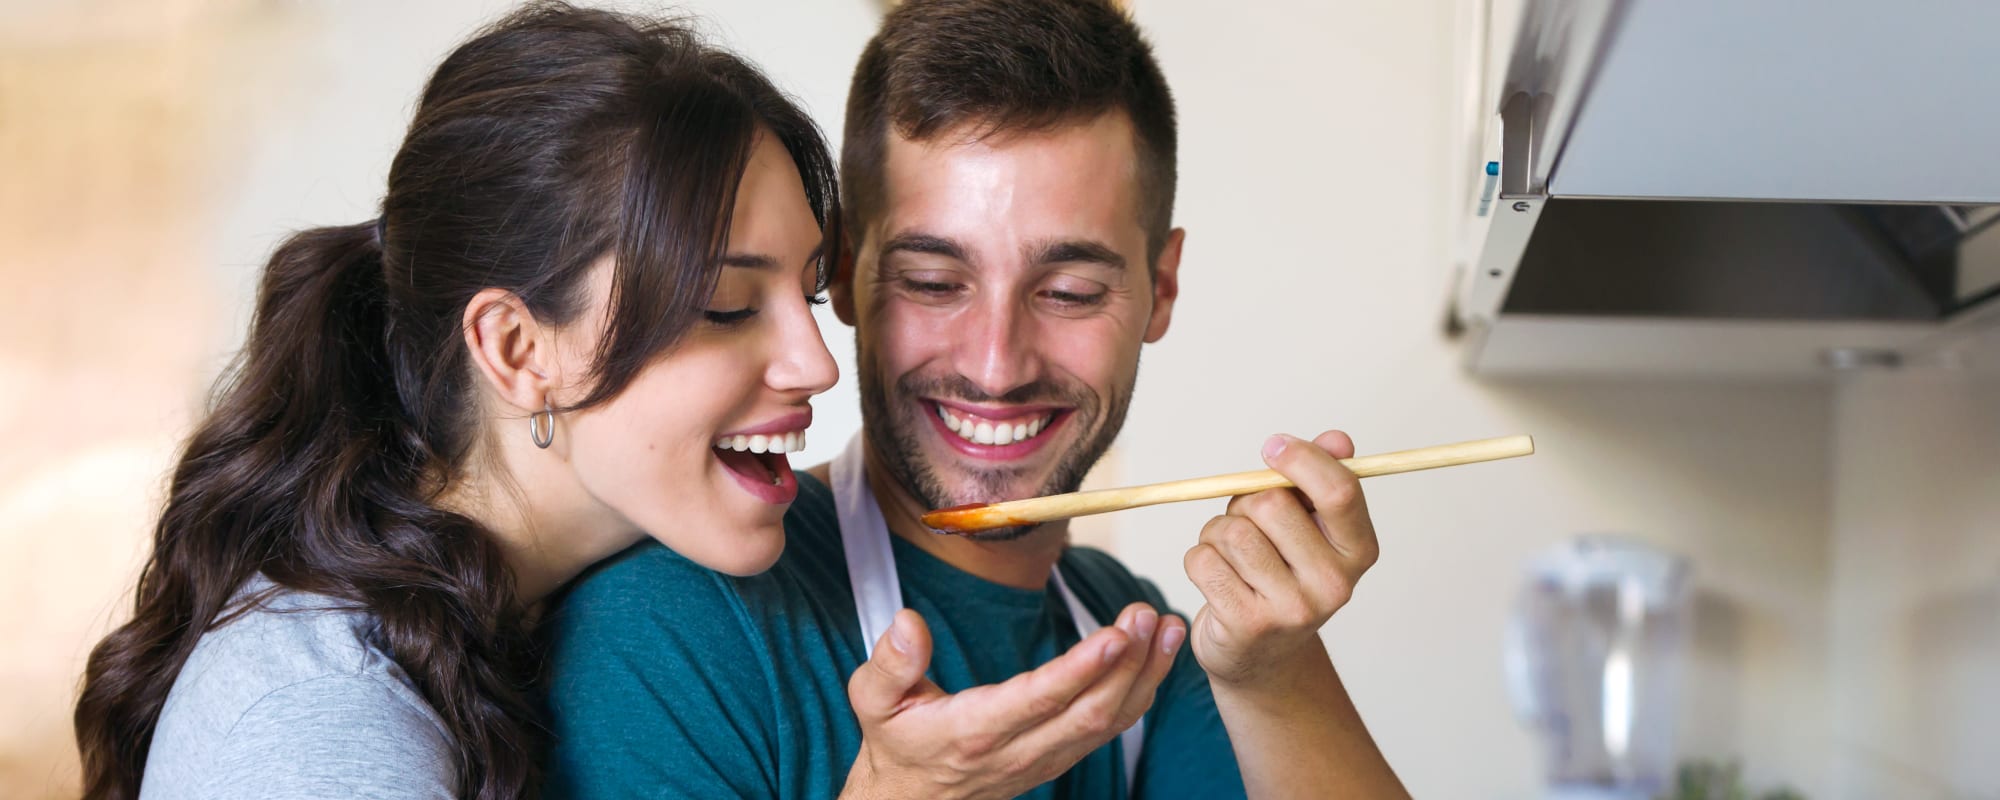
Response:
[72,4,838,798]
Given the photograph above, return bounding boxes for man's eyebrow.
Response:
[879,233,967,263]
[1028,239,1126,271]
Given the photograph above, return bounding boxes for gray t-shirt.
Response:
[140,576,457,799]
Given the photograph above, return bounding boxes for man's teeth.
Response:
[935,405,1054,446]
[714,431,806,454]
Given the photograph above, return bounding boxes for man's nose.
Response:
[951,296,1041,399]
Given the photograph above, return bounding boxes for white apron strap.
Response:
[1050,567,1147,793]
[835,434,902,658]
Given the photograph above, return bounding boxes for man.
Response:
[544,1,1408,797]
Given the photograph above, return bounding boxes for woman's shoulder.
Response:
[142,577,455,799]
[169,577,411,702]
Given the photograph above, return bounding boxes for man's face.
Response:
[838,112,1182,540]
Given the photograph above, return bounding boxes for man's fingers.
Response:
[1311,429,1356,459]
[1003,607,1161,762]
[1196,512,1300,601]
[1184,535,1254,621]
[848,609,940,723]
[1256,433,1358,520]
[1109,612,1184,726]
[1224,488,1352,616]
[961,619,1133,736]
[1261,432,1378,568]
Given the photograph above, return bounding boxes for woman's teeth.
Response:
[935,405,1055,446]
[714,431,807,454]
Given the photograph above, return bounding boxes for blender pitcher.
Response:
[1503,536,1693,800]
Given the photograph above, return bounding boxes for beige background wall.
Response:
[0,1,301,789]
[1827,370,2000,800]
[3,1,1992,798]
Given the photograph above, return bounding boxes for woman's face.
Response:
[557,133,838,576]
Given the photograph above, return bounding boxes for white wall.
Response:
[1827,371,2000,800]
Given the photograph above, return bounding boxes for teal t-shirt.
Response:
[542,473,1245,799]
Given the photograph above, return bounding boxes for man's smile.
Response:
[922,398,1074,460]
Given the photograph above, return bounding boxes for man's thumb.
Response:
[848,609,935,719]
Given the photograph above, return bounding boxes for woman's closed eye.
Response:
[703,307,758,326]
[706,292,827,326]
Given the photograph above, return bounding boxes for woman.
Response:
[72,4,839,798]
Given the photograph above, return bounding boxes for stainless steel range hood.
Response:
[1449,0,2000,378]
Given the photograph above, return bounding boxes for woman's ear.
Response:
[461,287,554,413]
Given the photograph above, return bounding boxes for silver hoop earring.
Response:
[529,400,555,449]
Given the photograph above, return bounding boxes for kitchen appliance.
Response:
[1504,536,1694,800]
[1452,0,2000,378]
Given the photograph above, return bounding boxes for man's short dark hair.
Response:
[842,0,1178,264]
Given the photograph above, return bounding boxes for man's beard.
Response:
[858,343,1135,542]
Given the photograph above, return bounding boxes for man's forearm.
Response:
[1208,646,1408,799]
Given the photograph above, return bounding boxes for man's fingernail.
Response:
[1135,608,1158,641]
[1160,624,1186,654]
[1103,637,1130,664]
[889,617,912,654]
[1262,434,1289,462]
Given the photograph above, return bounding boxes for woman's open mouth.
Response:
[713,430,805,504]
